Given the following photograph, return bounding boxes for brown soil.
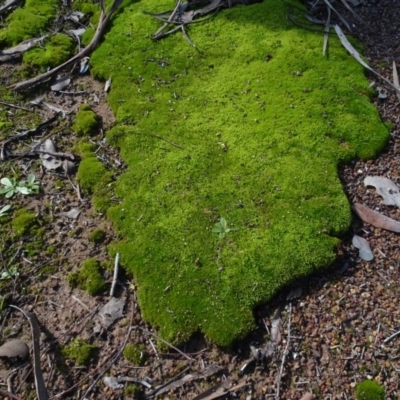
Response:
[1,1,400,399]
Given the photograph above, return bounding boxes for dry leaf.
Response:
[335,25,400,98]
[364,176,400,207]
[97,297,125,328]
[300,393,313,400]
[51,77,71,91]
[352,234,374,261]
[0,339,29,360]
[353,203,400,233]
[62,208,81,219]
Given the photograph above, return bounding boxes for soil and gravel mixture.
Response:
[1,0,400,399]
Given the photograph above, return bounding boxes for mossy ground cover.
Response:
[85,0,389,345]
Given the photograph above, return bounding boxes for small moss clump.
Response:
[12,209,36,236]
[67,258,105,295]
[355,380,385,400]
[89,228,106,244]
[23,34,74,70]
[62,338,98,366]
[77,157,112,195]
[123,343,147,366]
[124,384,140,396]
[73,104,99,137]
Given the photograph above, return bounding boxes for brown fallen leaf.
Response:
[353,203,400,233]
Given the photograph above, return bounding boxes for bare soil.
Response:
[1,1,400,399]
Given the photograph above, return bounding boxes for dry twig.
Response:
[9,0,122,91]
[9,305,48,400]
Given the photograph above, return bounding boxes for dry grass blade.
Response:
[334,25,400,98]
[323,0,351,31]
[393,61,400,102]
[339,0,364,24]
[323,6,331,56]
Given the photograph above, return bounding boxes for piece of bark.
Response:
[352,203,400,233]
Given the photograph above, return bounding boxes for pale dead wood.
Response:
[9,0,122,92]
[0,389,22,400]
[110,252,119,296]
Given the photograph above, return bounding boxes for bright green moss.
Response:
[87,0,389,345]
[73,141,95,158]
[0,0,58,46]
[123,343,147,366]
[77,157,112,195]
[355,380,385,400]
[23,34,74,70]
[74,105,100,137]
[89,228,106,244]
[67,258,105,295]
[12,209,36,236]
[62,339,98,366]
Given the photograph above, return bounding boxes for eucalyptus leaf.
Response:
[352,234,374,261]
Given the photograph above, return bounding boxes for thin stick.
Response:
[0,100,33,112]
[148,132,184,149]
[110,252,119,296]
[384,329,400,344]
[140,327,194,361]
[0,389,22,400]
[275,303,292,400]
[9,305,49,400]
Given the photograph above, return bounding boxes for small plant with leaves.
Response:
[0,266,19,280]
[0,204,11,217]
[0,174,39,198]
[212,217,236,239]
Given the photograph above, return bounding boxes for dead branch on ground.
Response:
[9,0,123,92]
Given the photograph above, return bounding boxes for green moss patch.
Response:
[67,258,106,295]
[23,34,74,70]
[88,0,388,345]
[123,343,147,366]
[89,228,106,245]
[355,380,385,400]
[73,105,100,137]
[12,209,37,237]
[62,339,98,366]
[0,0,58,46]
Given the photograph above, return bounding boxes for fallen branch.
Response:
[110,252,119,296]
[9,305,48,400]
[0,113,60,160]
[9,0,123,92]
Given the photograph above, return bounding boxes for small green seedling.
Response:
[0,175,39,198]
[0,204,11,217]
[0,266,19,280]
[212,217,236,239]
